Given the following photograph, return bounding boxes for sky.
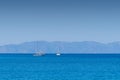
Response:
[0,0,120,45]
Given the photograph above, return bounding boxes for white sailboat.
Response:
[33,41,45,56]
[33,50,45,56]
[56,48,61,56]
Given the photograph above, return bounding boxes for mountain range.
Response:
[0,41,120,53]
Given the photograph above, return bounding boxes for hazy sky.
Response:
[0,0,120,45]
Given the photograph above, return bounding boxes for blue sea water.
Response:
[0,54,120,80]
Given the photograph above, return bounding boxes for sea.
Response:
[0,54,120,80]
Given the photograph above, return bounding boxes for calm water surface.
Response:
[0,54,120,80]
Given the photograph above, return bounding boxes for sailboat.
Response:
[56,48,61,56]
[33,41,45,56]
[33,50,45,56]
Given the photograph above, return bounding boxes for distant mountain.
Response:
[0,41,120,53]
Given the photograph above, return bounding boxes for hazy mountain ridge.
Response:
[0,41,120,53]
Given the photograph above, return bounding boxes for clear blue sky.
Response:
[0,0,120,45]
